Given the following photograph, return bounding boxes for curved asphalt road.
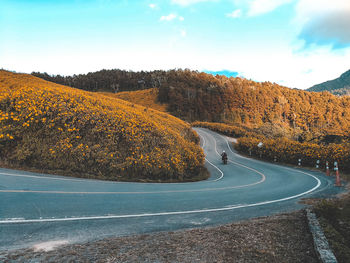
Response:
[0,128,343,251]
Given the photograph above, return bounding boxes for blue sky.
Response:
[1,0,350,89]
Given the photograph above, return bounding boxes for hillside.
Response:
[0,70,206,182]
[156,70,350,138]
[103,88,168,112]
[308,70,350,96]
[32,69,350,139]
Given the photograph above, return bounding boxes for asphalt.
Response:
[0,128,344,251]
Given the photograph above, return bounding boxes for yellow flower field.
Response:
[104,88,168,113]
[0,70,207,182]
[236,137,350,172]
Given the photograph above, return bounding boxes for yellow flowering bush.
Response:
[236,137,350,171]
[107,88,168,113]
[0,70,206,182]
[192,121,263,139]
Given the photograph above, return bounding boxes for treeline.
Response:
[31,69,169,92]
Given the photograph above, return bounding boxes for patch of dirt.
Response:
[0,210,318,263]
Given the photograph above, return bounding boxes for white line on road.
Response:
[0,128,323,224]
[198,129,266,185]
[0,173,320,224]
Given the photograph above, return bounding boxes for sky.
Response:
[1,0,350,89]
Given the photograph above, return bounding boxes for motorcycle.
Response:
[222,153,228,164]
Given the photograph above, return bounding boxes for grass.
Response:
[314,189,350,263]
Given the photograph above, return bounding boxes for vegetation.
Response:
[30,68,350,172]
[0,70,207,182]
[314,195,350,263]
[192,121,350,172]
[31,69,168,92]
[308,69,350,96]
[236,136,350,172]
[157,70,350,138]
[192,121,262,139]
[103,88,168,112]
[32,69,350,138]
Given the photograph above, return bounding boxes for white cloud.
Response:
[160,14,185,22]
[226,9,242,18]
[149,3,157,9]
[180,29,187,37]
[247,0,292,16]
[295,0,350,48]
[160,13,177,21]
[171,0,214,6]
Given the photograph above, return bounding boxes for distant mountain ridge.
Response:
[308,69,350,96]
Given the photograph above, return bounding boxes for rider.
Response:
[221,150,228,163]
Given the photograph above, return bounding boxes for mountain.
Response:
[308,70,350,96]
[0,70,207,182]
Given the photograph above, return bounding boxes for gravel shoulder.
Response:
[1,210,318,263]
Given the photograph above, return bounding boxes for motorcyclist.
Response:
[221,150,228,164]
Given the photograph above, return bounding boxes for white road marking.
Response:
[199,131,206,149]
[0,128,323,224]
[198,132,224,182]
[198,129,266,185]
[0,173,321,224]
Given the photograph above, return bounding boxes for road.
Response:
[0,128,343,251]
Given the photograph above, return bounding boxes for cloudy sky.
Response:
[1,0,349,89]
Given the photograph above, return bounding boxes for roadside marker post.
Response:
[298,159,301,166]
[334,161,341,187]
[325,161,330,176]
[274,156,277,162]
[257,142,263,159]
[316,160,320,169]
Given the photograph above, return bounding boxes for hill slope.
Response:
[31,69,350,138]
[0,70,206,182]
[156,70,350,137]
[308,70,350,96]
[103,88,168,112]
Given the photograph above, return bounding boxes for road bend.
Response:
[0,128,343,251]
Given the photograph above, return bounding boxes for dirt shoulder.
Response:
[1,210,318,263]
[313,191,350,263]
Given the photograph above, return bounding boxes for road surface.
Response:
[0,128,343,251]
